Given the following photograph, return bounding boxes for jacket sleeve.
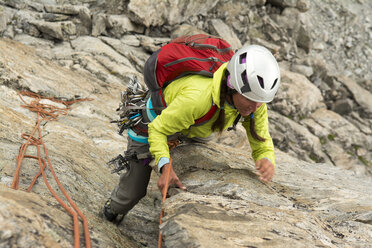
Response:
[241,104,276,166]
[148,90,208,165]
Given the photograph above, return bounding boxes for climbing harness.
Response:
[106,153,141,175]
[107,154,129,174]
[107,139,181,175]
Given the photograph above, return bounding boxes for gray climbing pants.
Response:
[109,133,214,216]
[110,137,152,215]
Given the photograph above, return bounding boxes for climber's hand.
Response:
[157,163,186,198]
[255,158,274,183]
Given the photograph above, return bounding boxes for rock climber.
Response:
[103,44,280,222]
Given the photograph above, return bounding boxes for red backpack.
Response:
[143,34,234,125]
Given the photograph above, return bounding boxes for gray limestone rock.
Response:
[0,7,14,34]
[0,38,135,247]
[332,98,353,115]
[78,6,92,35]
[71,36,135,69]
[106,15,144,38]
[209,19,242,51]
[91,13,106,37]
[309,108,371,150]
[271,69,325,120]
[42,13,70,22]
[44,4,82,15]
[128,0,219,27]
[269,111,331,164]
[138,35,170,53]
[128,0,168,27]
[0,0,372,247]
[339,76,372,116]
[291,63,313,77]
[158,144,372,247]
[267,0,310,12]
[302,108,372,174]
[296,23,312,53]
[29,20,64,40]
[171,24,208,39]
[120,35,140,47]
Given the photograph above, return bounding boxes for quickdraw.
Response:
[111,76,148,135]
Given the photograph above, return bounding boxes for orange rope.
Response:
[158,157,173,248]
[11,91,93,248]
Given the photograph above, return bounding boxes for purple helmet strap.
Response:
[227,75,233,89]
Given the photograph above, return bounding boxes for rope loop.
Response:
[12,91,93,248]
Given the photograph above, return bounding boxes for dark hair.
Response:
[211,75,228,133]
[211,74,266,142]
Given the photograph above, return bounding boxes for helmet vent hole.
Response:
[257,76,264,89]
[240,70,251,93]
[271,78,278,89]
[239,53,247,64]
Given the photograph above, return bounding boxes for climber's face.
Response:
[232,93,262,117]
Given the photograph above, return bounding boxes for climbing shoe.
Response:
[102,199,118,222]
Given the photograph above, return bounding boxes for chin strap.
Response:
[228,114,241,131]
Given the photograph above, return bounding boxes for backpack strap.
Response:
[193,104,218,126]
[227,114,241,131]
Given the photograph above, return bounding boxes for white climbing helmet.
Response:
[226,45,280,103]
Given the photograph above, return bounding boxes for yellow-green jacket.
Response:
[148,63,275,167]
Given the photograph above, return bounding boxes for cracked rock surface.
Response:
[0,0,371,247]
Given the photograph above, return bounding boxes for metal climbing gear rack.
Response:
[111,76,148,135]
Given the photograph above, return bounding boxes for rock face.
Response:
[0,39,137,248]
[0,0,372,247]
[161,146,372,248]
